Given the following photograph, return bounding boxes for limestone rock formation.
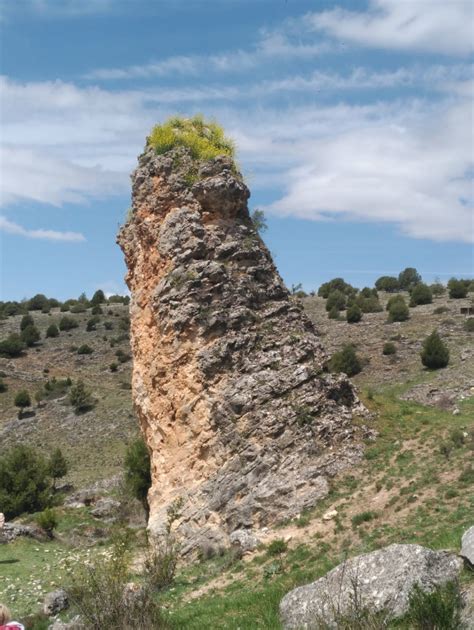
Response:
[280,544,464,628]
[118,134,370,552]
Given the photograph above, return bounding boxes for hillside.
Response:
[0,289,473,627]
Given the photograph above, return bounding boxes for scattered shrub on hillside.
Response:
[382,342,396,356]
[0,378,8,393]
[59,316,79,331]
[346,304,362,323]
[36,508,58,538]
[46,323,60,338]
[447,278,468,299]
[0,333,25,357]
[43,377,72,400]
[68,535,165,629]
[60,303,70,312]
[402,581,462,630]
[328,306,340,320]
[329,345,362,377]
[434,306,449,315]
[421,330,449,369]
[326,290,347,312]
[318,278,355,299]
[116,349,131,363]
[398,267,422,290]
[77,344,94,355]
[351,511,377,527]
[0,445,53,519]
[125,438,152,518]
[104,321,114,330]
[71,303,87,313]
[108,295,130,305]
[86,316,100,331]
[409,283,432,307]
[375,275,400,292]
[91,289,106,306]
[149,115,235,164]
[91,305,103,316]
[430,282,446,296]
[27,293,49,311]
[465,318,474,332]
[110,362,118,372]
[48,448,69,488]
[20,324,41,346]
[267,539,288,556]
[388,297,409,322]
[20,313,34,330]
[2,301,26,317]
[14,389,31,417]
[118,316,130,331]
[69,380,94,414]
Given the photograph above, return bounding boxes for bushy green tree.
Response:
[382,342,397,355]
[357,295,383,313]
[91,305,103,316]
[69,380,94,413]
[77,344,94,355]
[409,283,432,307]
[27,294,49,311]
[430,282,445,296]
[398,267,422,290]
[20,313,34,331]
[59,316,79,331]
[447,278,468,299]
[329,345,362,376]
[86,316,100,331]
[91,289,106,306]
[326,290,346,312]
[0,333,25,357]
[2,301,26,317]
[14,389,31,417]
[318,278,355,299]
[421,330,449,369]
[125,438,152,518]
[346,304,362,323]
[20,324,41,346]
[46,323,60,338]
[71,303,87,313]
[48,448,68,487]
[388,296,410,322]
[0,445,53,519]
[36,508,58,538]
[375,276,400,292]
[250,209,267,233]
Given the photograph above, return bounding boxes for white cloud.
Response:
[0,216,85,241]
[309,0,474,56]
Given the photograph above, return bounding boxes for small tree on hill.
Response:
[447,278,468,299]
[0,334,25,357]
[46,323,60,338]
[388,298,409,322]
[346,304,362,323]
[48,448,68,488]
[329,345,362,376]
[14,389,31,418]
[398,267,421,290]
[20,313,34,331]
[409,283,432,307]
[27,294,49,311]
[375,276,400,292]
[326,290,346,312]
[125,438,152,518]
[59,316,79,331]
[250,209,268,234]
[69,380,94,414]
[20,324,41,347]
[91,289,106,306]
[421,331,449,369]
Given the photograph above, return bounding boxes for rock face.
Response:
[279,543,463,629]
[461,526,474,566]
[118,142,369,552]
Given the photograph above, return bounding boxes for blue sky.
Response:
[0,0,473,301]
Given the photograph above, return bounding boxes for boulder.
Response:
[43,588,69,616]
[90,497,121,519]
[461,526,474,566]
[229,529,260,553]
[280,543,463,629]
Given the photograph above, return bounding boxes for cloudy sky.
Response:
[0,0,473,300]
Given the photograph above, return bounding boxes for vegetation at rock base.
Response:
[421,330,449,369]
[329,344,362,376]
[124,437,152,518]
[403,581,463,629]
[148,114,235,162]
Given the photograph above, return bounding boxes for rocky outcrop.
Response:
[461,526,474,566]
[280,544,463,628]
[118,141,370,552]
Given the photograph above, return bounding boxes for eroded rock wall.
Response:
[118,145,368,552]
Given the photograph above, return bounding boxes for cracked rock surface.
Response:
[118,145,370,553]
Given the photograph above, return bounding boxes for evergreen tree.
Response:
[398,267,422,290]
[421,331,449,369]
[125,438,152,518]
[0,334,25,357]
[91,289,106,306]
[447,278,468,299]
[14,389,31,418]
[20,324,41,346]
[346,303,362,323]
[388,298,410,322]
[48,448,68,488]
[46,323,60,338]
[20,313,34,331]
[325,289,346,312]
[329,345,362,376]
[409,283,432,307]
[69,380,94,413]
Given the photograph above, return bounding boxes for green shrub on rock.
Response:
[421,330,449,369]
[329,345,362,376]
[125,438,152,518]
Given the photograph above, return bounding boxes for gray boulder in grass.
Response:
[280,544,463,629]
[461,526,474,566]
